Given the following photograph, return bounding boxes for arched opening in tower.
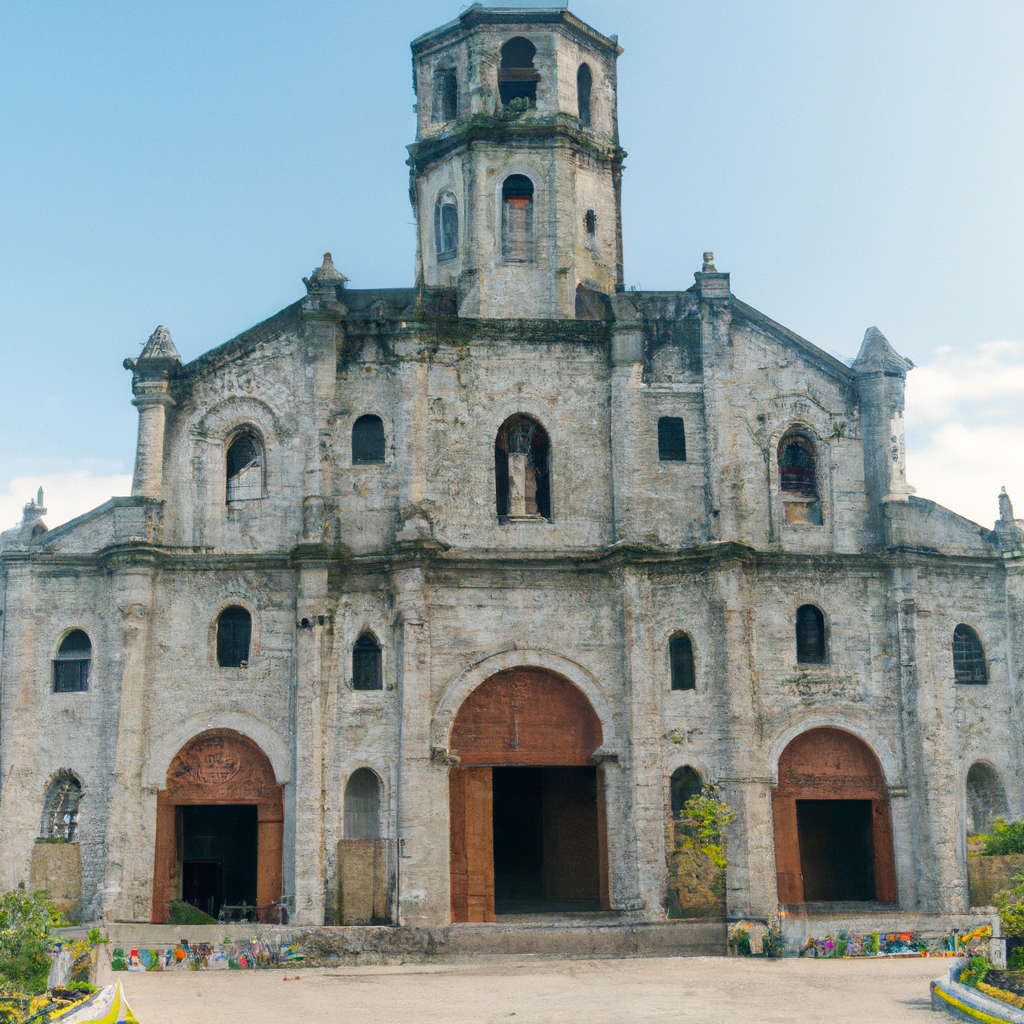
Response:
[448,668,609,920]
[498,36,539,108]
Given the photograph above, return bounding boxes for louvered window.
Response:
[953,624,987,684]
[353,632,383,690]
[53,630,91,693]
[226,432,264,502]
[796,605,826,664]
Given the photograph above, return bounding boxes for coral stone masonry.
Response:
[0,6,1021,938]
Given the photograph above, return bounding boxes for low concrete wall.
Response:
[30,841,82,921]
[969,855,1024,909]
[779,911,1000,946]
[105,917,727,962]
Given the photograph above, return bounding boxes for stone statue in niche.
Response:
[506,419,541,519]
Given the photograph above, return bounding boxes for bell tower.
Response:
[408,5,624,319]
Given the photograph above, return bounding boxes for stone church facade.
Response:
[1,6,1021,930]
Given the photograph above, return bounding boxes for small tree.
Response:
[677,788,735,869]
[999,872,1024,938]
[0,885,65,996]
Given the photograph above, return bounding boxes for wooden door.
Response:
[449,766,495,922]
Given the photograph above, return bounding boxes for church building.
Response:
[1,5,1021,934]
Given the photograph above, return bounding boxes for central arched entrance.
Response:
[151,729,284,923]
[448,668,609,921]
[772,728,897,905]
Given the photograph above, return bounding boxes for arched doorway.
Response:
[151,729,284,923]
[966,762,1009,837]
[772,728,897,905]
[448,668,608,921]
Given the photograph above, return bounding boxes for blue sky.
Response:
[1,1,1021,529]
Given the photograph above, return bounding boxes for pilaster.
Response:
[619,566,663,915]
[391,563,447,926]
[103,564,156,922]
[291,556,331,925]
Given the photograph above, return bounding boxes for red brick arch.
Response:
[448,668,609,922]
[772,728,897,905]
[151,729,284,923]
[449,667,603,766]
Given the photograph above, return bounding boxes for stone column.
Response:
[291,559,330,925]
[608,293,644,544]
[619,566,663,916]
[0,562,40,893]
[391,564,448,926]
[103,564,157,922]
[713,559,778,918]
[125,325,180,501]
[889,563,956,911]
[131,394,174,499]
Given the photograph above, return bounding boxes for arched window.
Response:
[53,630,91,693]
[433,68,458,122]
[670,766,703,819]
[353,632,383,690]
[41,772,82,841]
[670,633,695,691]
[217,606,251,667]
[953,624,987,684]
[779,434,817,495]
[658,417,687,461]
[495,414,551,520]
[577,63,593,125]
[435,192,459,259]
[796,604,826,664]
[352,415,386,465]
[498,37,538,108]
[502,175,534,263]
[226,430,264,502]
[344,768,382,839]
[966,762,1009,836]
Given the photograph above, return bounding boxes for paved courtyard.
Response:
[112,955,942,1024]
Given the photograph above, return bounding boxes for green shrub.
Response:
[167,900,216,925]
[762,929,785,958]
[1008,946,1024,971]
[86,927,108,945]
[1000,874,1024,937]
[677,789,735,870]
[730,927,751,956]
[0,885,65,996]
[982,820,1024,856]
[959,956,991,988]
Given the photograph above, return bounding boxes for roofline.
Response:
[411,6,622,58]
[729,295,856,384]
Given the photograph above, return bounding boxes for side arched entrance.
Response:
[151,729,284,923]
[772,728,897,905]
[448,668,609,921]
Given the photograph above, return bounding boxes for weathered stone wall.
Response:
[2,7,1023,934]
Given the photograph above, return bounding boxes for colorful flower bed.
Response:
[112,937,305,972]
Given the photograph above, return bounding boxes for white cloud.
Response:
[905,339,1024,528]
[0,470,133,533]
